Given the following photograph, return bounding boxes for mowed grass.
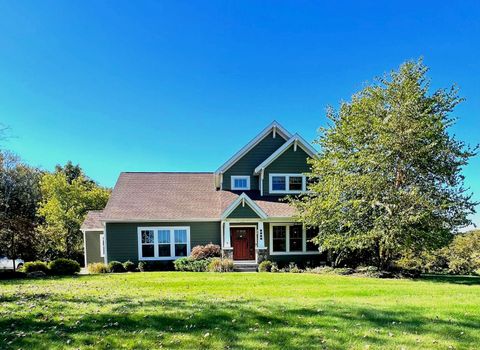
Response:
[1,273,479,350]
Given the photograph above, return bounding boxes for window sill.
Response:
[269,251,320,256]
[139,257,186,261]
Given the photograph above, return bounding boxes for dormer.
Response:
[215,121,291,190]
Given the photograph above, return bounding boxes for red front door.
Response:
[231,227,255,260]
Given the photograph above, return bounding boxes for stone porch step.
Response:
[233,262,258,272]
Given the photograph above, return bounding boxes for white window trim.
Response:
[137,226,191,261]
[269,223,319,255]
[269,173,306,194]
[231,176,251,190]
[99,234,105,258]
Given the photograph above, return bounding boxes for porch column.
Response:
[257,221,265,249]
[224,222,231,248]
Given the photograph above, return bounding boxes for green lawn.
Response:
[1,273,479,349]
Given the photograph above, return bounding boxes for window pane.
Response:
[272,226,286,252]
[175,244,187,257]
[174,229,187,243]
[289,176,303,191]
[272,176,286,191]
[158,244,171,257]
[306,227,318,251]
[141,230,154,244]
[158,230,170,244]
[290,225,303,251]
[142,245,154,257]
[234,178,247,189]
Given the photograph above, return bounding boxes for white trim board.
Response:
[215,121,292,175]
[254,134,317,174]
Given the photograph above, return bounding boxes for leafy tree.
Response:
[0,151,42,269]
[290,60,477,268]
[37,162,110,261]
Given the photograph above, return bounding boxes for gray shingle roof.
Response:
[81,210,104,230]
[100,172,295,222]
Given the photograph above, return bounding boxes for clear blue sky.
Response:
[0,1,479,226]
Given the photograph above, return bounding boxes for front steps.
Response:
[233,261,258,272]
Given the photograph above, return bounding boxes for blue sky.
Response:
[0,1,479,226]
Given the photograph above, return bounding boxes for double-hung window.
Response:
[138,226,191,260]
[231,176,250,190]
[269,174,306,194]
[270,224,319,255]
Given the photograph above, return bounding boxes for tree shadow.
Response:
[417,274,480,286]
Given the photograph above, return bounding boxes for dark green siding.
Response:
[85,230,103,265]
[227,203,260,219]
[105,221,221,263]
[263,145,311,195]
[223,131,286,190]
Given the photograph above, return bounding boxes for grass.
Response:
[1,272,479,349]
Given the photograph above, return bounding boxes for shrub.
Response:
[137,260,174,271]
[190,244,221,260]
[22,261,49,274]
[48,258,81,275]
[123,261,137,272]
[270,262,279,273]
[108,261,125,273]
[444,230,480,275]
[138,261,146,272]
[174,257,211,272]
[87,262,109,274]
[208,258,234,272]
[289,263,303,273]
[258,260,273,272]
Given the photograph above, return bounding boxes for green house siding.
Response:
[105,221,221,263]
[223,131,287,190]
[85,230,104,265]
[227,204,260,219]
[263,146,311,195]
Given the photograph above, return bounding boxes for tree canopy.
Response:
[290,60,477,268]
[37,163,110,260]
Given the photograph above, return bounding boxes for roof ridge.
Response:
[121,171,214,174]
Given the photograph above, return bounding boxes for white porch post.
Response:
[224,222,231,248]
[257,221,265,249]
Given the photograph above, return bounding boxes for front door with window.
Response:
[231,227,255,260]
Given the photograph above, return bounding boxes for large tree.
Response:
[290,60,477,268]
[37,162,110,261]
[0,151,42,269]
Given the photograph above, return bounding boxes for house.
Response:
[81,121,322,268]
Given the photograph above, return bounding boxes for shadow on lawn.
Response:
[1,295,478,350]
[418,274,480,286]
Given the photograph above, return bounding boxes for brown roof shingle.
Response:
[100,172,295,221]
[81,210,104,230]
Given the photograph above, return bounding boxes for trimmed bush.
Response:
[123,261,136,272]
[270,262,279,273]
[22,261,49,274]
[208,258,234,272]
[174,257,211,272]
[258,260,273,272]
[48,258,80,275]
[87,262,109,274]
[190,244,221,260]
[108,261,125,273]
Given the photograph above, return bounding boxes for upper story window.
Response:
[269,174,306,194]
[231,176,251,190]
[138,226,190,260]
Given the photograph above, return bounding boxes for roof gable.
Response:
[221,193,267,219]
[254,134,317,174]
[215,121,291,175]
